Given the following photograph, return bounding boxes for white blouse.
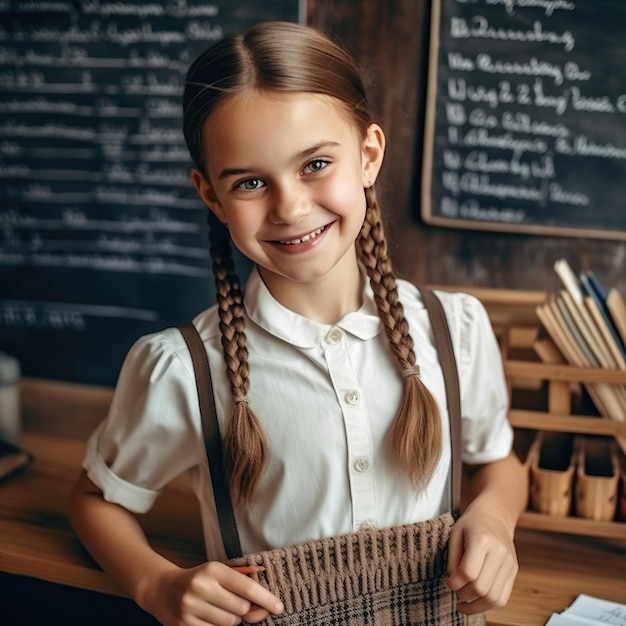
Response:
[84,267,512,561]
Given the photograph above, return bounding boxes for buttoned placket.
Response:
[322,326,377,531]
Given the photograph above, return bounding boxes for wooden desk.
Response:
[1,432,624,625]
[0,432,204,595]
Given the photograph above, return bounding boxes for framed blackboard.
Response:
[0,1,303,386]
[421,0,626,240]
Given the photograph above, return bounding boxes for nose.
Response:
[269,181,311,225]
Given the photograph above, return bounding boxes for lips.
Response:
[278,224,328,245]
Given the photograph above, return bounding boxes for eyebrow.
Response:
[217,141,341,180]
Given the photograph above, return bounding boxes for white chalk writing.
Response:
[432,1,625,231]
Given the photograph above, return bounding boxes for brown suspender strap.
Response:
[179,288,461,559]
[178,322,243,559]
[420,289,462,519]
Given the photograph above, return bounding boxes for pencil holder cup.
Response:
[574,436,619,522]
[529,431,575,517]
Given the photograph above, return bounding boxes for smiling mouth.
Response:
[278,225,328,245]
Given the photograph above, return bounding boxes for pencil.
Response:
[231,565,265,575]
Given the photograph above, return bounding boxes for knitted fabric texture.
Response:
[230,512,486,625]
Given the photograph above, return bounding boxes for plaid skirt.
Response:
[230,512,486,626]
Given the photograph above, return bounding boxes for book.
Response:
[552,260,626,416]
[0,438,34,483]
[537,297,612,418]
[553,259,585,306]
[537,291,626,454]
[554,260,616,369]
[582,269,609,301]
[607,288,626,348]
[557,289,603,367]
[565,286,626,413]
[585,295,626,368]
[537,297,584,368]
[580,271,626,364]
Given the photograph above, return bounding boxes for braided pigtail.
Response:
[357,189,442,489]
[207,213,270,504]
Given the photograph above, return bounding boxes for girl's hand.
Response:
[445,509,519,615]
[140,560,284,626]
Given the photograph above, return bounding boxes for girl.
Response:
[69,21,527,626]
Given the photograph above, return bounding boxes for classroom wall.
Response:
[308,0,626,293]
[2,0,625,387]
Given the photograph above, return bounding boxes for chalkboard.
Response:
[0,1,302,387]
[421,0,626,240]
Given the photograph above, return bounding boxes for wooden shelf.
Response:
[504,359,626,384]
[509,410,626,438]
[517,511,626,541]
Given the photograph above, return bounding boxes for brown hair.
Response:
[183,21,442,503]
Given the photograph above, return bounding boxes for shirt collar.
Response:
[244,267,382,348]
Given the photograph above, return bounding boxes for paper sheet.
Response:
[546,595,626,626]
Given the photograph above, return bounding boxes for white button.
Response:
[354,456,371,473]
[344,390,360,405]
[325,327,343,344]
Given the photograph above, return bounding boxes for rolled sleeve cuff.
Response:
[462,419,513,465]
[84,433,160,514]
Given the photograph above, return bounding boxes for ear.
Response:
[361,123,385,187]
[190,168,227,223]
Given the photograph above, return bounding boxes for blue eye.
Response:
[236,178,265,191]
[303,159,329,174]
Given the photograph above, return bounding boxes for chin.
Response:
[267,264,335,286]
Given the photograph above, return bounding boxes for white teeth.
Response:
[279,226,325,245]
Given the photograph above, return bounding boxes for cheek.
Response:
[224,210,264,248]
[324,174,367,215]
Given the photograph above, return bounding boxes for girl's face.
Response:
[192,90,385,295]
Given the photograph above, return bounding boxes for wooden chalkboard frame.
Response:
[420,0,626,241]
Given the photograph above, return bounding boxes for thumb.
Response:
[446,522,464,587]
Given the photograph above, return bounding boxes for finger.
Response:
[189,566,255,619]
[182,593,247,626]
[447,536,488,593]
[453,548,500,604]
[456,595,493,616]
[456,559,516,613]
[223,570,284,616]
[446,523,464,580]
[456,584,510,616]
[242,605,272,623]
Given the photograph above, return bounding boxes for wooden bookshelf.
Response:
[473,288,626,542]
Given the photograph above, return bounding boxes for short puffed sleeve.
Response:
[83,327,203,513]
[439,291,513,464]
